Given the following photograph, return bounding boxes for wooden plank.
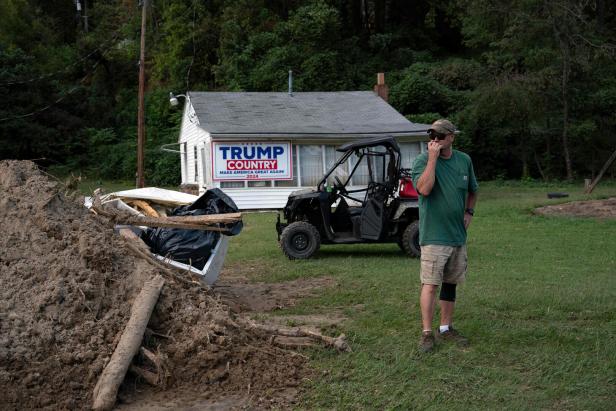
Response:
[126,199,159,217]
[114,212,241,231]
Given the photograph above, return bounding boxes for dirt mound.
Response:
[0,160,306,410]
[534,198,616,218]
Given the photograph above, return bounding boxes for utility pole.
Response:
[83,0,89,32]
[74,1,88,32]
[137,0,148,188]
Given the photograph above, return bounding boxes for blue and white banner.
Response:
[212,142,293,181]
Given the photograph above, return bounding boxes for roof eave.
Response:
[209,131,428,140]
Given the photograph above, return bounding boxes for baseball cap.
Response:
[428,119,457,135]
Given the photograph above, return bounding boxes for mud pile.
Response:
[535,197,616,218]
[0,160,305,410]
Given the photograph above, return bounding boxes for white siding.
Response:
[178,100,209,185]
[203,135,214,188]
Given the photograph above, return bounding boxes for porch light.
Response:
[169,92,186,107]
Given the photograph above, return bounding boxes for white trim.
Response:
[296,144,302,186]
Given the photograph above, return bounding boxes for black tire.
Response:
[401,220,421,257]
[280,221,321,260]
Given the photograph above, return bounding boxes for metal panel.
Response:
[215,188,300,209]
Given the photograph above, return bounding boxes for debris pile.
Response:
[0,160,347,409]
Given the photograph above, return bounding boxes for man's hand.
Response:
[464,212,473,230]
[427,140,442,161]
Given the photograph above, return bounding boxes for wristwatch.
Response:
[465,208,475,216]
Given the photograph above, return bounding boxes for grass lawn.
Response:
[225,181,616,410]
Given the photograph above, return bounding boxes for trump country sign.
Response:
[212,142,292,181]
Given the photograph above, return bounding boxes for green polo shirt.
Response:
[411,149,478,246]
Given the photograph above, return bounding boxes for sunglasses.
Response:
[428,130,448,140]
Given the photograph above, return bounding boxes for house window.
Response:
[193,145,198,181]
[275,145,298,187]
[350,153,369,186]
[399,142,421,169]
[182,142,188,182]
[299,145,323,187]
[348,144,403,186]
[248,181,272,187]
[221,181,245,188]
[325,146,348,186]
[200,147,207,182]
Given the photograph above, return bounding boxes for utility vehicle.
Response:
[276,136,421,259]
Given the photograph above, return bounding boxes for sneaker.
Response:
[439,327,469,346]
[418,330,435,353]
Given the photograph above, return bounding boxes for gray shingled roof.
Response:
[187,91,429,137]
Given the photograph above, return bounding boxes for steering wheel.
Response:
[335,176,348,194]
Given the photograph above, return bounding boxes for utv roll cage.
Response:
[276,136,421,259]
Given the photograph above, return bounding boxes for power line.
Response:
[0,33,121,87]
[0,1,201,122]
[0,60,102,123]
[1,0,199,88]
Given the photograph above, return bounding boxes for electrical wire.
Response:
[0,60,102,122]
[0,1,200,122]
[0,33,121,87]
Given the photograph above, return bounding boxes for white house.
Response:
[176,88,429,210]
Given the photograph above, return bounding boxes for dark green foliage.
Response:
[1,0,615,182]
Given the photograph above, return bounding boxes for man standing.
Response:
[411,119,478,353]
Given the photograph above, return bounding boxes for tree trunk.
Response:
[549,1,574,180]
[561,57,573,180]
[92,275,165,411]
[585,148,616,194]
[534,150,547,181]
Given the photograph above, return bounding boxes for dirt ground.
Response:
[0,160,340,410]
[534,198,616,218]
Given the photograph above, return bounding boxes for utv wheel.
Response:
[401,221,421,257]
[280,221,321,260]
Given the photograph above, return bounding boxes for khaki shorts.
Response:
[420,245,467,285]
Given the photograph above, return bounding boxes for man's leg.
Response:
[418,245,449,352]
[439,297,455,327]
[418,283,438,352]
[438,246,469,346]
[420,283,439,331]
[439,281,456,328]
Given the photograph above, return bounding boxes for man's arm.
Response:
[464,191,478,229]
[466,191,478,209]
[415,141,442,196]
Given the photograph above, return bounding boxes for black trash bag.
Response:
[141,188,243,270]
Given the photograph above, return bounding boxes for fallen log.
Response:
[129,365,159,386]
[92,275,165,411]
